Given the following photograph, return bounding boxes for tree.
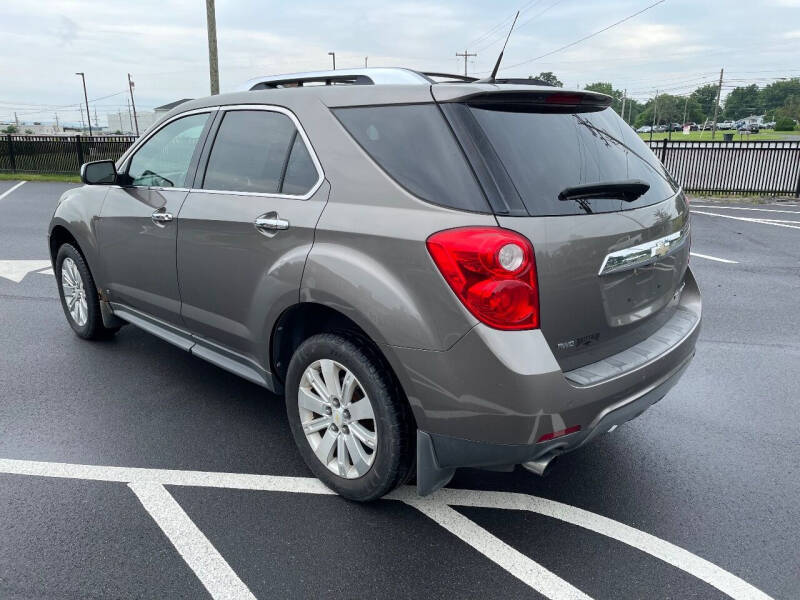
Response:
[690,84,721,123]
[25,129,33,135]
[723,84,761,120]
[775,95,800,122]
[529,71,562,87]
[761,78,800,114]
[633,94,703,128]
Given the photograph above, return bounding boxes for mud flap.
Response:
[416,430,455,496]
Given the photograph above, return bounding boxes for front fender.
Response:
[48,186,109,286]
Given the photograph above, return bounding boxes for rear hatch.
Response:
[435,86,690,371]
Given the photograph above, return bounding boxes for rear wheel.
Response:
[285,333,414,501]
[55,244,118,340]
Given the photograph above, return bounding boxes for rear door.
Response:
[98,110,213,326]
[439,92,690,371]
[177,106,327,371]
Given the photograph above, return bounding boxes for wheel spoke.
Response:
[344,433,371,476]
[302,415,331,435]
[336,433,348,476]
[348,398,373,422]
[67,292,78,309]
[349,422,376,450]
[314,428,337,465]
[298,387,328,415]
[320,359,341,399]
[307,370,330,402]
[341,371,357,405]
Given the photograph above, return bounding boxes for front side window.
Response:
[203,110,316,195]
[127,113,210,187]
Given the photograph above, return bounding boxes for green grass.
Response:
[638,129,797,142]
[0,172,80,183]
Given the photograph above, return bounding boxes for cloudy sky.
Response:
[1,0,798,126]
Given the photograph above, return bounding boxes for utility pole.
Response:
[364,56,368,68]
[54,113,59,132]
[79,105,86,132]
[711,68,724,141]
[621,89,627,123]
[682,95,689,126]
[75,72,92,136]
[205,0,219,95]
[118,110,123,133]
[128,73,140,136]
[456,49,477,77]
[14,112,19,127]
[93,106,98,129]
[649,90,659,143]
[127,99,134,133]
[328,52,336,70]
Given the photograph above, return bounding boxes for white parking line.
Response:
[693,205,800,214]
[690,252,739,264]
[0,458,773,600]
[692,210,800,231]
[0,260,53,283]
[0,180,26,201]
[130,482,257,600]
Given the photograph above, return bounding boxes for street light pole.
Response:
[75,72,92,136]
[328,52,336,70]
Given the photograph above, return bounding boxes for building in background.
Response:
[1,122,64,135]
[105,99,192,135]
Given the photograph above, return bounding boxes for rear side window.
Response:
[334,104,490,213]
[203,110,317,195]
[462,106,678,216]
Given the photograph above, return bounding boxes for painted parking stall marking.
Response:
[0,458,774,600]
[690,252,739,264]
[693,209,800,231]
[0,180,25,202]
[0,260,53,283]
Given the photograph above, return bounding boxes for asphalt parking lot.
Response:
[0,180,798,600]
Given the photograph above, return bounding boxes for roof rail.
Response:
[239,68,432,91]
[422,72,478,83]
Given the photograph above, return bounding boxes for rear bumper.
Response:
[416,352,692,494]
[381,268,701,495]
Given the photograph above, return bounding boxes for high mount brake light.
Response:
[426,227,539,330]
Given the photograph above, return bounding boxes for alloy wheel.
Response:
[61,257,88,327]
[298,359,377,479]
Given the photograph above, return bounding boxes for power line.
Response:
[467,0,541,49]
[498,0,668,72]
[474,0,570,54]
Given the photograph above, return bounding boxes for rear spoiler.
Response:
[434,87,613,113]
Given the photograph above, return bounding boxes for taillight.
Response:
[537,425,581,443]
[426,227,539,330]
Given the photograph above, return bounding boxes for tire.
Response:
[285,333,415,501]
[55,243,118,340]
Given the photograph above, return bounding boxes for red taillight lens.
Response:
[537,425,581,443]
[426,227,539,330]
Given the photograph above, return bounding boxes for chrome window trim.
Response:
[193,104,325,201]
[115,106,220,176]
[598,224,690,276]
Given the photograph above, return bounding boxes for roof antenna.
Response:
[477,11,519,84]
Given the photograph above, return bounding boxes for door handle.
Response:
[254,212,289,232]
[151,208,174,224]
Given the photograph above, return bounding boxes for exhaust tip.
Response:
[522,454,555,477]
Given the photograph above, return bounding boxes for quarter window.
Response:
[202,110,317,195]
[127,113,210,188]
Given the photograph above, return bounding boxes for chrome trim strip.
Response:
[598,225,689,276]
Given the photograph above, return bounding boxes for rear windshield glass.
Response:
[333,104,490,213]
[464,106,678,216]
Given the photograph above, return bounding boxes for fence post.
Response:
[660,138,668,163]
[74,134,84,169]
[6,134,16,172]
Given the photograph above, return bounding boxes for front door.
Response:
[177,107,327,371]
[97,111,214,326]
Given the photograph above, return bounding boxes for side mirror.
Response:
[81,160,117,185]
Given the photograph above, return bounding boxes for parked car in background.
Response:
[636,125,652,133]
[718,121,734,130]
[763,121,776,129]
[685,122,698,131]
[738,122,759,133]
[48,68,700,501]
[669,123,682,132]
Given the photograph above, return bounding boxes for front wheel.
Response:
[285,333,415,501]
[55,243,118,340]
